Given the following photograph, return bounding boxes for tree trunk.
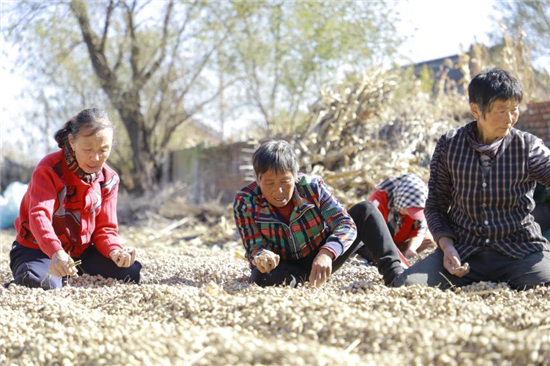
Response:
[71,0,157,193]
[115,97,156,193]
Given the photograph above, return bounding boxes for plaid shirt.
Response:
[426,121,550,260]
[233,174,357,263]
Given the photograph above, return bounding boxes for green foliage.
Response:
[3,0,403,190]
[212,0,403,134]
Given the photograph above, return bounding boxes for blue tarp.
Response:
[0,182,28,229]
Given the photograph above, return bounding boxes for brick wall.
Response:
[168,141,256,204]
[518,101,550,146]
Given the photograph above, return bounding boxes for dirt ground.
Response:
[1,225,549,366]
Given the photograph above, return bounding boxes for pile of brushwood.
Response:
[290,68,468,204]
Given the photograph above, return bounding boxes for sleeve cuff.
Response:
[433,231,456,247]
[41,242,64,259]
[321,242,342,259]
[95,240,123,258]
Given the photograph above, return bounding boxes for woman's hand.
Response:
[253,250,280,273]
[109,248,136,268]
[309,249,333,287]
[49,250,78,278]
[403,249,417,258]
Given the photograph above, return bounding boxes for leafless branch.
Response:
[121,0,140,78]
[141,0,174,86]
[100,0,115,53]
[113,25,129,72]
[177,36,227,103]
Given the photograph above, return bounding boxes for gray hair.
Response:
[253,139,298,179]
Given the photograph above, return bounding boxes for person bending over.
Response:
[233,139,403,288]
[355,173,436,260]
[9,108,141,290]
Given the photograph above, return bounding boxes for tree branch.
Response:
[113,25,129,72]
[100,0,114,53]
[177,35,227,102]
[70,0,118,93]
[140,0,174,86]
[121,0,141,79]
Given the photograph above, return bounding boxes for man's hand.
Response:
[253,250,280,273]
[110,248,137,268]
[309,249,333,287]
[442,246,470,277]
[49,250,78,278]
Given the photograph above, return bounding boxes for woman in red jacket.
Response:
[9,108,141,289]
[356,173,436,260]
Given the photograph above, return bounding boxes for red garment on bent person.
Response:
[368,189,420,245]
[14,150,123,259]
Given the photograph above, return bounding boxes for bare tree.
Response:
[5,0,231,192]
[4,0,403,191]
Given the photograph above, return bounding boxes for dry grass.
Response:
[1,226,549,366]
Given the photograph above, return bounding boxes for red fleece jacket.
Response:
[15,150,123,259]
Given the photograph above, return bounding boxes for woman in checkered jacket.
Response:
[233,139,403,287]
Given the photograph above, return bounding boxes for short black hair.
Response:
[252,139,298,179]
[468,68,523,117]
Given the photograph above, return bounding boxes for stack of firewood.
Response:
[292,68,468,205]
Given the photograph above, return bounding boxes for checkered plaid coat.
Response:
[233,175,357,263]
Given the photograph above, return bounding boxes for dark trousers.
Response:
[9,242,142,290]
[393,248,550,290]
[251,201,402,286]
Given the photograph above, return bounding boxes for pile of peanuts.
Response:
[1,228,549,365]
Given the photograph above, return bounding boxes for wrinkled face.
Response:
[69,128,113,174]
[258,169,295,208]
[471,98,520,144]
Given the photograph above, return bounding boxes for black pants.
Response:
[393,247,550,289]
[251,201,402,286]
[9,242,142,290]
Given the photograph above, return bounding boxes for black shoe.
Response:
[389,268,405,287]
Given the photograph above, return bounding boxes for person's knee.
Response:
[509,276,550,290]
[348,201,380,227]
[123,261,142,284]
[349,200,375,216]
[250,269,271,287]
[15,266,62,290]
[391,271,419,287]
[391,270,450,289]
[250,267,294,287]
[507,251,550,290]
